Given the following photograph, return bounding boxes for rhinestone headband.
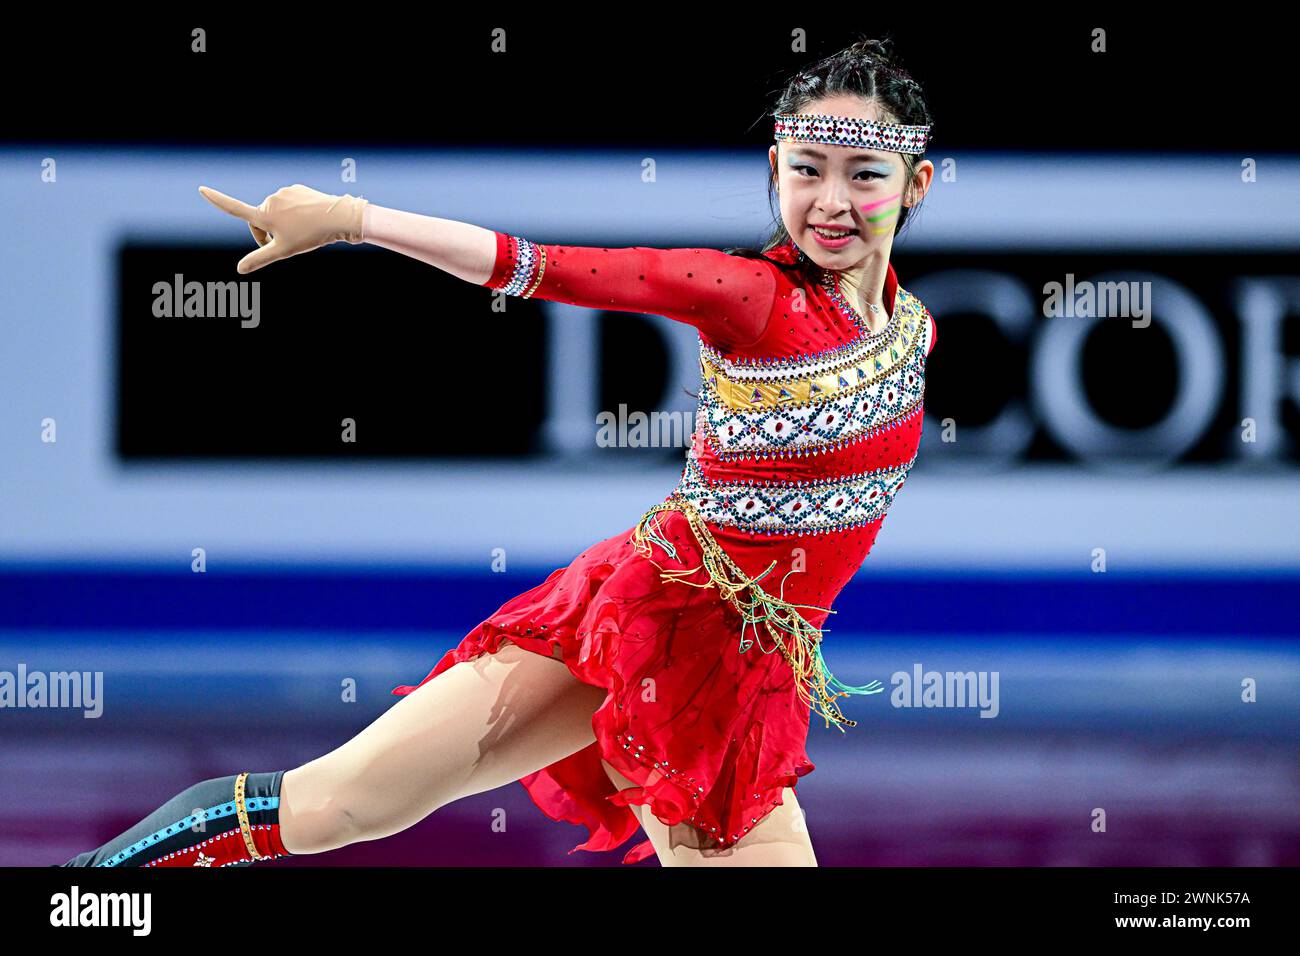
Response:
[773,112,930,155]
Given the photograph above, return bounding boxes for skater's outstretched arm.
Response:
[466,228,776,352]
[198,183,776,352]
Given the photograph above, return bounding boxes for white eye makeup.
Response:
[788,163,890,181]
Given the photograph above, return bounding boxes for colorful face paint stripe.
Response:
[861,193,901,234]
[859,193,901,212]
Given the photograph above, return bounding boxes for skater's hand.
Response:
[198,183,370,274]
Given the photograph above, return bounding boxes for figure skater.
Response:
[62,36,936,868]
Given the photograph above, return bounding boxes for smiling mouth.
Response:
[810,225,858,239]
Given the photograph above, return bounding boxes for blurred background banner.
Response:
[1,15,1296,867]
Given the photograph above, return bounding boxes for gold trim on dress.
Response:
[233,772,263,861]
[701,297,925,412]
[522,245,547,299]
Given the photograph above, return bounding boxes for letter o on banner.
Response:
[1031,272,1224,468]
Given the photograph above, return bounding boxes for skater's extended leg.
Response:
[599,759,818,866]
[62,640,606,866]
[277,639,608,854]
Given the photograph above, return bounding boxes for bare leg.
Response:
[279,640,608,854]
[600,759,818,866]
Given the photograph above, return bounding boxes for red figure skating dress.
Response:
[392,233,937,864]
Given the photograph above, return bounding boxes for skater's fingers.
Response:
[199,185,264,226]
[237,238,287,274]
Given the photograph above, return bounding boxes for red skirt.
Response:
[391,503,883,865]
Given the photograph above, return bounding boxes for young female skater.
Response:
[62,37,935,868]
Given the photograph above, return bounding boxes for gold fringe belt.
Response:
[629,495,883,732]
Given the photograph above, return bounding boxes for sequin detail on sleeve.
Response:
[487,234,546,298]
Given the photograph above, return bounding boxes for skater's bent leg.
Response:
[600,759,817,867]
[279,640,607,854]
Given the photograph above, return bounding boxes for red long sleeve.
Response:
[481,231,776,351]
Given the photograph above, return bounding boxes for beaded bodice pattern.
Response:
[674,264,933,537]
[480,232,935,538]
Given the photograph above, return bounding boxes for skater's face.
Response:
[769,95,933,269]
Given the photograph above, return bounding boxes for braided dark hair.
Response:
[726,35,934,280]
